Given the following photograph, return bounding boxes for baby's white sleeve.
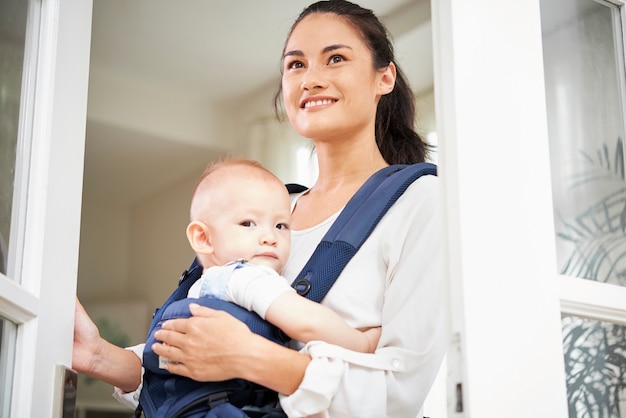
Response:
[226,264,295,319]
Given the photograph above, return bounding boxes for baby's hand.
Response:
[362,326,382,353]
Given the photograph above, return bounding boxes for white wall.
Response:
[77,199,131,300]
[417,88,436,136]
[128,171,199,311]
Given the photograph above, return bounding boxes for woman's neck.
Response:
[290,142,387,230]
[312,140,387,193]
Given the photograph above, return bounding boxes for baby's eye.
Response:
[328,55,345,64]
[276,223,290,231]
[240,220,256,227]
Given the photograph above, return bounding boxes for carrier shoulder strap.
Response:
[286,162,437,303]
[146,259,203,334]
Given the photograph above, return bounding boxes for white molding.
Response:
[601,0,625,7]
[20,0,58,298]
[0,277,38,323]
[558,275,626,325]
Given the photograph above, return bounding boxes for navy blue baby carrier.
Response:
[136,162,437,418]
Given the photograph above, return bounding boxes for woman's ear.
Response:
[186,220,213,255]
[377,61,397,96]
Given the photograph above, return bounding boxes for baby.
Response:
[139,158,380,416]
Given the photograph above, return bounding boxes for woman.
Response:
[73,1,448,416]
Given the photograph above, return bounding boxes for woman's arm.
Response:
[72,298,143,392]
[151,303,310,395]
[265,292,381,353]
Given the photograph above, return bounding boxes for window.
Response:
[541,0,626,416]
[0,0,31,281]
[0,1,35,414]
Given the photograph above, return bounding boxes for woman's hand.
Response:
[72,298,103,375]
[153,303,311,394]
[153,303,254,382]
[72,298,142,392]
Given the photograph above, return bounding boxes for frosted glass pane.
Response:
[562,315,626,418]
[0,0,28,277]
[0,317,17,418]
[541,0,626,287]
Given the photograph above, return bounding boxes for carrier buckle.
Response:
[207,391,230,408]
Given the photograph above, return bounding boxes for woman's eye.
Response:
[286,60,304,70]
[328,55,345,64]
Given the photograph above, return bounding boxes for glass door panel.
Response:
[0,0,30,280]
[541,0,626,286]
[562,315,626,417]
[541,0,626,416]
[0,1,30,414]
[0,318,17,417]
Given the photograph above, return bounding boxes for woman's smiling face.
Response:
[281,13,393,143]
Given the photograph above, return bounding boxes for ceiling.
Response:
[85,0,432,206]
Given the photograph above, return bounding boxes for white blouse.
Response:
[278,174,447,418]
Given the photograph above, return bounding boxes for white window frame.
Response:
[0,0,92,416]
[552,0,626,327]
[559,276,626,325]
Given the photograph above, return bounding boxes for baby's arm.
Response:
[204,263,381,353]
[265,292,381,353]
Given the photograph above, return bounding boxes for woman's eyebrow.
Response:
[323,44,352,54]
[283,44,353,59]
[283,50,304,59]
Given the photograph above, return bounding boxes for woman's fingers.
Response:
[188,302,215,317]
[152,304,254,381]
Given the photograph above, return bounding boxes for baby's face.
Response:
[206,176,291,273]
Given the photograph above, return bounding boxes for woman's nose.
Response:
[300,65,326,90]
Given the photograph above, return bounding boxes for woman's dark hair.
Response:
[273,0,429,164]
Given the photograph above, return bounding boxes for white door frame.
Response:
[431,0,569,416]
[0,0,92,416]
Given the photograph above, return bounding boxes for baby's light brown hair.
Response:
[189,158,285,222]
